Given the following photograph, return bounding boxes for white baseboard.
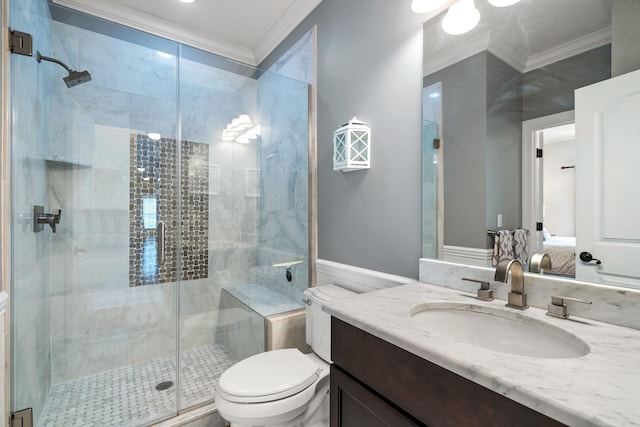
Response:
[315,259,415,294]
[442,245,493,267]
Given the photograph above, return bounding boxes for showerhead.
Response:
[64,70,92,88]
[37,51,92,88]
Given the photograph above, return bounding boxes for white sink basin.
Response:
[410,302,590,359]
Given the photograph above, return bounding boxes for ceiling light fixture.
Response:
[487,0,520,6]
[442,0,480,35]
[411,0,447,13]
[178,0,197,3]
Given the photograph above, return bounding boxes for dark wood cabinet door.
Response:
[330,365,423,427]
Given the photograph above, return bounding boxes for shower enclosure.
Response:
[10,1,310,426]
[422,82,442,259]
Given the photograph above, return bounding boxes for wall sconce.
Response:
[333,117,370,172]
[222,114,261,144]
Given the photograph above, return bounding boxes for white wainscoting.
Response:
[442,245,493,267]
[315,259,415,294]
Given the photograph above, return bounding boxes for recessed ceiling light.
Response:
[178,0,197,3]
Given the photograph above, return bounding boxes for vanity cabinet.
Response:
[330,318,565,427]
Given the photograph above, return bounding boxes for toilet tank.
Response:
[304,285,356,362]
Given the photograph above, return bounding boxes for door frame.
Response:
[521,110,575,260]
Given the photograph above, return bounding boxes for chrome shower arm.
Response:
[37,51,74,73]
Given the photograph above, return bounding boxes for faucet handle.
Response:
[546,295,592,319]
[461,278,494,301]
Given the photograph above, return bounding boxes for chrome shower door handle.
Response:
[158,220,166,266]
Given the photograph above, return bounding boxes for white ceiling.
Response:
[52,0,323,66]
[422,0,612,75]
[51,0,612,73]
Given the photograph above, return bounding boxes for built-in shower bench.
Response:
[217,284,307,360]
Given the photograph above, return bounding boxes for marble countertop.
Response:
[324,281,640,427]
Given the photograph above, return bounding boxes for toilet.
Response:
[215,284,356,427]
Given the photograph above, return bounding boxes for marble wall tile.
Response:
[215,291,264,361]
[268,28,315,86]
[419,258,640,330]
[51,21,177,102]
[51,315,178,384]
[40,12,313,395]
[256,60,311,305]
[257,73,309,147]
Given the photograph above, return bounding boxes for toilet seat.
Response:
[217,348,320,404]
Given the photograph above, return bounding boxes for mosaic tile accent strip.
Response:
[181,141,210,281]
[129,135,209,286]
[38,344,237,427]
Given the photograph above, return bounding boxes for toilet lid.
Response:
[218,348,320,403]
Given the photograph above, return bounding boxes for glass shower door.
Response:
[11,2,312,424]
[10,2,182,425]
[176,46,311,411]
[422,119,440,258]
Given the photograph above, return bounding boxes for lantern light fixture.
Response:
[333,117,371,172]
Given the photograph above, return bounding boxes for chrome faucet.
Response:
[529,252,552,273]
[494,258,528,310]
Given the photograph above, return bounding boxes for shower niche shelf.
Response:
[44,155,92,168]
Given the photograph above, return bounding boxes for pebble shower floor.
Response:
[38,344,237,426]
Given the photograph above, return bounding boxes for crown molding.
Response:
[424,27,612,77]
[52,0,257,65]
[254,0,322,66]
[523,27,612,73]
[423,30,491,77]
[486,32,528,73]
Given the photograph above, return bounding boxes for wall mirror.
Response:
[421,0,640,289]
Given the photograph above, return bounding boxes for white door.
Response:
[575,69,640,288]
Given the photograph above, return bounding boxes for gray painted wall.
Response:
[260,0,424,278]
[522,45,611,121]
[485,54,523,246]
[612,0,640,77]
